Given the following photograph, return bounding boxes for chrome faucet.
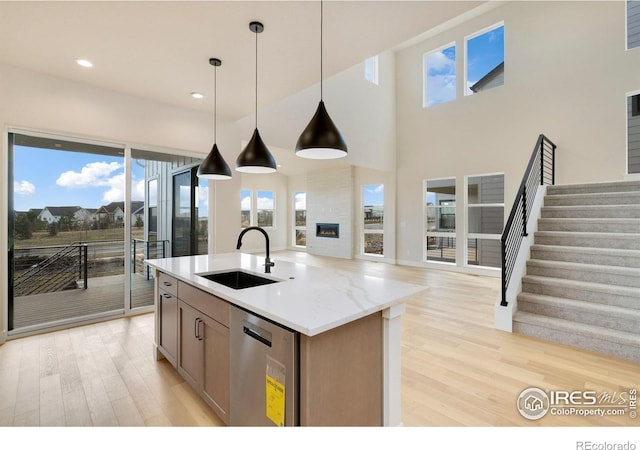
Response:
[236,226,275,273]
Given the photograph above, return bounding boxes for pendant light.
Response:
[295,0,347,159]
[236,21,277,174]
[197,58,232,180]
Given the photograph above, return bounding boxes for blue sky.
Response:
[13,145,143,211]
[13,145,208,218]
[425,24,504,106]
[363,184,384,206]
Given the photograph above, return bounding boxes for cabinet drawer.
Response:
[178,281,229,327]
[158,272,178,297]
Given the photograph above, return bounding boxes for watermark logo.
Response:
[517,387,637,421]
[517,387,550,420]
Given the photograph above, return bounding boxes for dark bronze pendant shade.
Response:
[236,21,277,174]
[198,57,232,180]
[235,128,276,173]
[295,0,347,160]
[198,142,232,180]
[295,100,347,159]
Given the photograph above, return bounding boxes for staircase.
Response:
[513,180,640,361]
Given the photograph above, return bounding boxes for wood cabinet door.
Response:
[177,301,202,389]
[201,315,230,424]
[158,290,178,365]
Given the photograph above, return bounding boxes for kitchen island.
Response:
[145,253,425,427]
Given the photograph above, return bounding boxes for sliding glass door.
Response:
[9,132,126,333]
[7,131,208,335]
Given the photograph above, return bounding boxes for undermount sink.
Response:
[197,270,279,290]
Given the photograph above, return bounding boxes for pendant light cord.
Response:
[255,25,258,129]
[320,0,323,101]
[213,64,217,143]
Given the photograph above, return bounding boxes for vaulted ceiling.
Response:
[0,1,485,121]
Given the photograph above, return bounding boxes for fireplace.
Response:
[316,223,339,238]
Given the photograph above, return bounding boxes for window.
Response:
[628,93,640,174]
[466,174,504,268]
[257,190,274,228]
[362,184,384,256]
[293,191,306,247]
[628,0,640,50]
[364,55,379,85]
[240,189,251,228]
[425,178,456,263]
[148,178,158,233]
[423,43,456,107]
[465,23,504,95]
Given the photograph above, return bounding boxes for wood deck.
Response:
[12,274,154,330]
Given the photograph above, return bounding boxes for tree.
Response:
[48,222,58,236]
[135,216,144,228]
[15,215,32,240]
[58,213,74,232]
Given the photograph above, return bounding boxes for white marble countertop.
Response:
[145,253,426,336]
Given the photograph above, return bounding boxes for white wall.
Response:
[395,1,640,266]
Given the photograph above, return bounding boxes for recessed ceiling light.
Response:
[76,59,93,68]
[191,92,204,99]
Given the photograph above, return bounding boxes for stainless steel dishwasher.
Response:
[229,305,299,426]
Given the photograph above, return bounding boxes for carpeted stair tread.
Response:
[513,311,640,348]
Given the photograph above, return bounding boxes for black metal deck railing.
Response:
[13,242,88,296]
[500,134,556,306]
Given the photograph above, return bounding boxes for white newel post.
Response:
[382,303,406,426]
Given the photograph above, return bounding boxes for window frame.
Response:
[364,55,379,85]
[292,191,307,248]
[361,184,384,257]
[422,41,457,108]
[256,190,275,229]
[464,172,505,268]
[424,177,457,264]
[240,189,252,228]
[464,22,505,97]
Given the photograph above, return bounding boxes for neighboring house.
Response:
[469,61,504,93]
[97,201,144,225]
[131,204,144,225]
[28,208,43,218]
[38,206,83,224]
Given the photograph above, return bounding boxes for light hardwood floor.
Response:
[0,251,638,427]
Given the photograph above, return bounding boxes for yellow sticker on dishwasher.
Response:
[266,375,285,426]
[266,355,286,426]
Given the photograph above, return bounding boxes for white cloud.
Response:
[56,161,123,189]
[102,173,126,202]
[257,196,274,210]
[368,184,384,194]
[241,195,251,211]
[426,74,456,107]
[294,192,306,210]
[14,180,36,196]
[197,185,209,207]
[133,179,145,201]
[426,50,455,73]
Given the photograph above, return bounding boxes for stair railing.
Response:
[500,134,556,306]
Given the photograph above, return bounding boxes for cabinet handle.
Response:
[194,318,199,340]
[163,281,172,287]
[162,293,172,299]
[194,318,203,341]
